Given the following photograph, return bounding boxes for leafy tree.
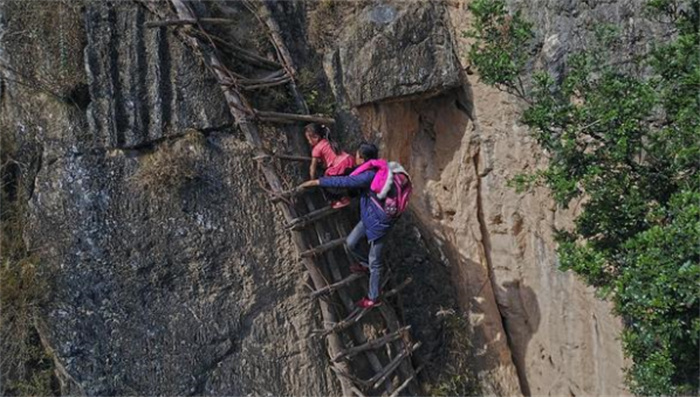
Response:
[467,0,700,395]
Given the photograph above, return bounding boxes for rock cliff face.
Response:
[1,0,662,395]
[336,1,461,106]
[2,2,334,395]
[316,0,662,395]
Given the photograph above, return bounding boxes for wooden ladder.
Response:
[139,1,423,395]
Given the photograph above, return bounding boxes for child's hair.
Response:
[305,123,340,155]
[357,142,379,161]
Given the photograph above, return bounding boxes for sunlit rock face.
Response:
[322,0,658,395]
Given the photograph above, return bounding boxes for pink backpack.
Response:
[372,162,412,218]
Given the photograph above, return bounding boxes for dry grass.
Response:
[2,0,86,98]
[425,310,481,396]
[0,257,55,396]
[307,0,343,50]
[0,140,57,396]
[132,130,210,199]
[0,3,84,394]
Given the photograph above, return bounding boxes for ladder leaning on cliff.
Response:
[139,1,423,396]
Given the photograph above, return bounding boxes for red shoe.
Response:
[349,264,369,274]
[356,297,381,309]
[331,197,351,209]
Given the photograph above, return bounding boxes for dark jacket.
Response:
[319,170,393,241]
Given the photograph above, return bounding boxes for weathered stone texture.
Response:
[1,1,334,395]
[83,2,230,149]
[340,0,662,395]
[336,1,461,106]
[0,0,668,395]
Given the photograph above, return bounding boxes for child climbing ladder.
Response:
[142,0,422,394]
[304,123,354,209]
[300,143,413,309]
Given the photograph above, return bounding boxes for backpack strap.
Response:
[377,166,393,199]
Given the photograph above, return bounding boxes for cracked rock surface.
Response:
[335,1,461,106]
[1,0,666,395]
[1,1,333,395]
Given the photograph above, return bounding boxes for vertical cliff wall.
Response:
[309,0,665,395]
[1,1,336,395]
[0,0,666,395]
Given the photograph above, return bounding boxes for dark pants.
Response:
[346,221,385,300]
[323,187,346,202]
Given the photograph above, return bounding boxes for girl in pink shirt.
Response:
[305,123,354,208]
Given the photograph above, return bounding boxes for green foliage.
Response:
[618,192,700,395]
[465,0,534,100]
[468,1,700,395]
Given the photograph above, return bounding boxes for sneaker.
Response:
[349,264,369,274]
[356,297,381,309]
[331,197,351,209]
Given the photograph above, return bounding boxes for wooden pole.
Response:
[256,110,335,125]
[300,237,346,258]
[270,186,307,202]
[254,153,314,163]
[383,277,413,299]
[332,326,412,362]
[203,33,282,70]
[144,17,237,28]
[242,76,292,90]
[286,205,339,230]
[243,0,309,113]
[388,364,425,397]
[368,342,422,389]
[313,307,370,338]
[311,273,364,299]
[164,1,356,394]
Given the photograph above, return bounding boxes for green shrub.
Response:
[464,0,534,100]
[467,0,700,394]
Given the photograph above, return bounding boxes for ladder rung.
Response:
[311,272,364,299]
[242,76,292,90]
[202,33,282,70]
[367,342,422,389]
[254,153,313,163]
[144,17,236,28]
[256,110,335,125]
[383,277,413,299]
[388,364,425,397]
[287,205,339,230]
[330,366,366,390]
[312,306,371,337]
[332,325,412,362]
[239,69,287,84]
[270,186,307,202]
[300,237,345,258]
[350,385,367,397]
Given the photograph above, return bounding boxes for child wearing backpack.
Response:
[350,159,412,217]
[299,142,412,309]
[304,123,354,209]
